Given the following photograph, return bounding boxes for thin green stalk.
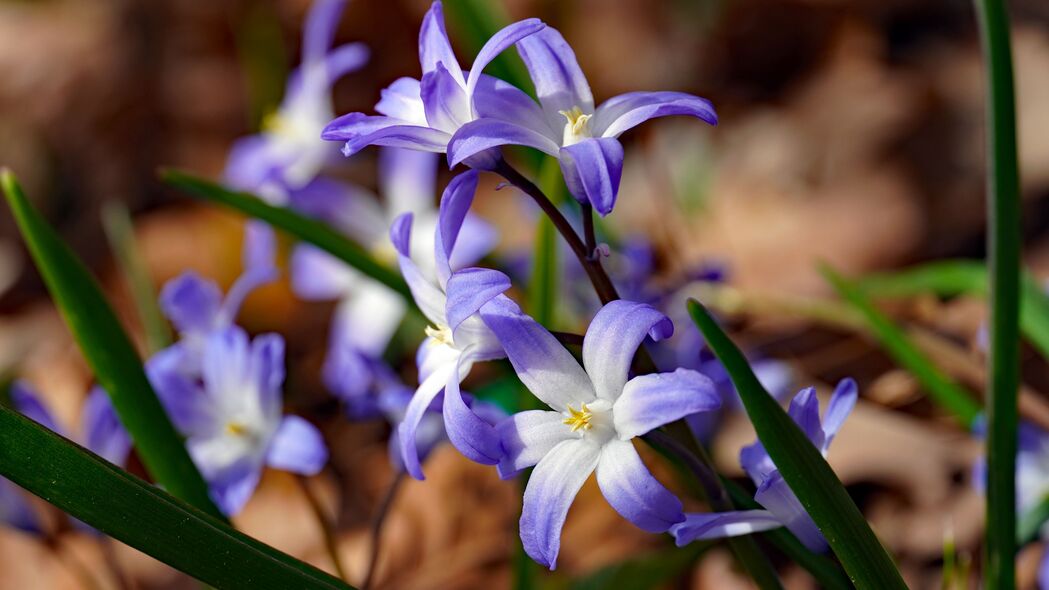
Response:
[973,0,1022,585]
[295,476,349,583]
[102,201,172,355]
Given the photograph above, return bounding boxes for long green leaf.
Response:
[568,543,708,590]
[161,169,410,301]
[0,405,353,589]
[974,0,1022,583]
[1,170,222,519]
[824,267,982,427]
[688,298,906,589]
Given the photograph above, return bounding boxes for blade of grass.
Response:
[974,0,1022,583]
[1,170,222,520]
[688,298,907,589]
[568,543,709,590]
[161,169,410,301]
[823,266,982,427]
[102,201,172,355]
[0,405,353,589]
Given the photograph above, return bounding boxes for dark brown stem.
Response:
[362,470,406,590]
[295,475,349,583]
[493,159,620,304]
[581,202,597,260]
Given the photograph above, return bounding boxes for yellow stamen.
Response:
[425,324,455,346]
[261,110,286,134]
[225,422,248,436]
[558,106,592,146]
[562,403,593,432]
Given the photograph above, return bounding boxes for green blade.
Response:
[1,170,222,520]
[688,298,907,589]
[0,405,353,589]
[824,266,982,427]
[568,543,708,590]
[161,169,410,301]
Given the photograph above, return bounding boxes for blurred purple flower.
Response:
[322,1,545,167]
[389,170,510,479]
[0,479,37,534]
[483,299,720,569]
[157,327,327,516]
[447,27,717,216]
[671,378,858,553]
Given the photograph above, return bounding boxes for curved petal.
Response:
[342,123,451,157]
[787,387,825,450]
[472,74,550,131]
[195,453,263,517]
[520,438,600,569]
[442,348,502,466]
[159,272,222,336]
[251,333,287,420]
[81,387,131,466]
[375,78,427,124]
[322,112,398,141]
[669,510,782,547]
[398,360,457,479]
[613,369,721,439]
[147,348,213,435]
[464,18,546,98]
[266,415,329,475]
[450,213,499,270]
[480,296,595,410]
[596,438,683,532]
[739,441,775,487]
[496,410,573,479]
[582,300,674,401]
[9,381,61,435]
[381,147,437,216]
[755,472,827,553]
[322,42,370,82]
[331,281,407,357]
[822,378,857,450]
[558,137,624,216]
[445,267,512,332]
[302,0,347,66]
[448,118,560,168]
[593,91,717,139]
[434,171,480,287]
[290,244,360,300]
[421,63,472,134]
[419,1,465,84]
[389,213,447,325]
[515,27,594,132]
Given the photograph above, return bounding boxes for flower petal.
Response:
[592,91,717,139]
[302,0,347,66]
[520,438,600,569]
[448,118,560,168]
[266,415,329,475]
[739,440,776,487]
[381,147,438,216]
[480,296,595,410]
[754,472,827,553]
[0,478,39,533]
[442,349,503,466]
[9,380,61,435]
[821,378,857,450]
[596,438,684,532]
[331,281,407,357]
[445,267,512,334]
[251,333,286,419]
[496,410,572,479]
[398,359,457,480]
[290,245,360,300]
[421,62,472,134]
[434,171,480,287]
[516,27,594,132]
[669,510,782,547]
[464,18,546,98]
[472,74,551,130]
[159,272,222,336]
[582,300,673,402]
[81,387,131,466]
[787,387,825,450]
[147,347,213,435]
[197,454,263,517]
[375,78,427,124]
[613,369,721,439]
[390,213,447,326]
[343,123,452,157]
[418,1,465,85]
[558,137,624,216]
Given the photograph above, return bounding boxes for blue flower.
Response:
[157,327,328,516]
[481,299,721,569]
[670,378,858,553]
[447,27,717,216]
[322,1,545,167]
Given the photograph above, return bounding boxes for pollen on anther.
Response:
[563,403,593,432]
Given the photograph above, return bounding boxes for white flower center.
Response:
[561,398,614,444]
[559,106,592,146]
[425,324,455,347]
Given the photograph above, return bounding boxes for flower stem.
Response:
[973,0,1022,585]
[581,202,597,259]
[493,159,620,304]
[294,475,349,583]
[362,470,406,590]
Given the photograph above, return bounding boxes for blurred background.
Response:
[2,0,1049,587]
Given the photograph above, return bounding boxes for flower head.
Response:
[322,1,545,167]
[447,27,717,216]
[670,378,858,553]
[483,299,721,569]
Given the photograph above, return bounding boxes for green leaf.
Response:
[568,543,709,590]
[161,169,410,301]
[1,170,222,520]
[0,405,353,590]
[102,201,172,355]
[688,298,907,589]
[442,0,535,95]
[824,266,982,427]
[1018,495,1049,545]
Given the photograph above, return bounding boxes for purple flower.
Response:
[1,381,131,533]
[157,327,328,516]
[225,0,367,202]
[322,1,545,167]
[482,299,721,569]
[389,170,512,479]
[447,27,717,216]
[671,378,858,553]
